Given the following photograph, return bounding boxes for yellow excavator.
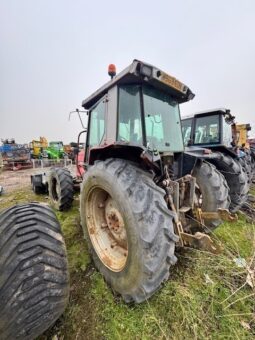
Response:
[30,137,48,158]
[232,123,255,181]
[233,123,251,148]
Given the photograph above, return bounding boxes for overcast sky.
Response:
[1,0,255,144]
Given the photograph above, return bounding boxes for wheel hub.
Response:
[85,187,128,272]
[105,198,127,249]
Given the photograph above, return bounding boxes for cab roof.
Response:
[82,59,195,109]
[182,108,230,120]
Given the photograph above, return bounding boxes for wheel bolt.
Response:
[111,241,117,248]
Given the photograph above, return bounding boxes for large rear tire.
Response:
[80,159,178,303]
[48,167,74,211]
[0,203,69,340]
[239,154,252,185]
[192,161,230,231]
[208,153,249,212]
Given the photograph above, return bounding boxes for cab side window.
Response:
[88,100,105,146]
[118,85,143,144]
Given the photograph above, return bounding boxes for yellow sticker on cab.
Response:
[160,72,185,93]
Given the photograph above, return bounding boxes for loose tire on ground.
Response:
[192,161,230,231]
[31,175,47,195]
[208,153,249,212]
[80,158,178,303]
[48,167,74,211]
[0,203,69,340]
[32,182,43,194]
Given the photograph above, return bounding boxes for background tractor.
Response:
[63,143,72,159]
[181,109,250,212]
[43,141,66,159]
[32,60,235,304]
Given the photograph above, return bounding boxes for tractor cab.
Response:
[182,108,234,152]
[181,109,250,212]
[49,141,64,151]
[81,60,194,176]
[43,141,65,159]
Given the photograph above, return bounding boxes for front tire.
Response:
[0,203,69,340]
[192,161,230,230]
[80,159,178,303]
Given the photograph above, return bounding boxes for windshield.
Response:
[142,85,183,152]
[181,118,193,146]
[117,85,183,152]
[50,142,63,149]
[194,114,220,144]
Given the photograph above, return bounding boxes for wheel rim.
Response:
[51,178,60,202]
[85,186,128,272]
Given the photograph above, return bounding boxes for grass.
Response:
[1,186,254,340]
[250,186,255,196]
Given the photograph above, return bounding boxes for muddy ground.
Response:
[0,168,43,192]
[0,165,75,193]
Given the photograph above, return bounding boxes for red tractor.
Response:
[33,60,235,303]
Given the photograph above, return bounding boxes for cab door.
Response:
[85,98,106,164]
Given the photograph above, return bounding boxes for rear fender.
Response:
[88,143,161,173]
[182,152,202,176]
[183,146,223,176]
